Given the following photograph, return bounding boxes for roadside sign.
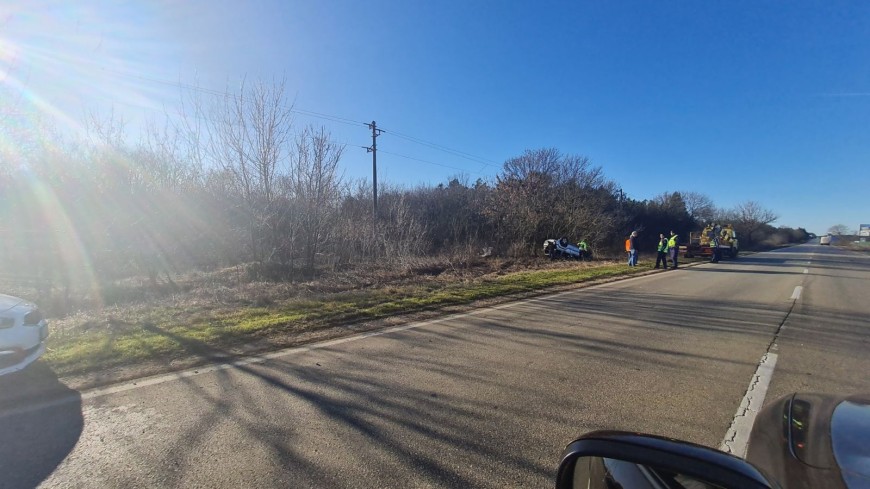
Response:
[860,224,870,237]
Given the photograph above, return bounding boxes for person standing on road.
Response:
[627,231,638,266]
[578,239,589,261]
[668,230,679,269]
[655,233,669,269]
[710,234,720,263]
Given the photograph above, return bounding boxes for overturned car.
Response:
[0,294,49,376]
[543,238,586,260]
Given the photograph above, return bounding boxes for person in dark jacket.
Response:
[711,235,721,263]
[627,231,638,266]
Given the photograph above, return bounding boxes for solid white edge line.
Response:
[0,267,672,418]
[720,352,779,458]
[791,286,803,300]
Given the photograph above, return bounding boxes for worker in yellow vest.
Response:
[668,230,679,269]
[578,239,589,261]
[655,233,669,269]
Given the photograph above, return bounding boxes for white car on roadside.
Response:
[820,234,832,245]
[0,294,49,376]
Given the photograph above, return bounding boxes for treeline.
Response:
[0,79,807,302]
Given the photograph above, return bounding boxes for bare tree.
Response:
[490,149,560,253]
[827,224,850,236]
[734,201,778,246]
[408,175,492,254]
[680,191,716,223]
[334,179,377,261]
[176,77,211,183]
[206,78,294,261]
[377,190,427,266]
[140,116,196,190]
[491,148,616,254]
[291,126,345,272]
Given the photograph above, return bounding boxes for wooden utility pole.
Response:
[366,121,382,219]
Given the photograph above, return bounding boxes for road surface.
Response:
[1,243,868,488]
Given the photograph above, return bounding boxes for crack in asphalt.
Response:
[721,353,769,452]
[720,297,797,456]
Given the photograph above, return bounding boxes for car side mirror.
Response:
[556,431,774,489]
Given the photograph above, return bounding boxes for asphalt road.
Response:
[1,243,868,488]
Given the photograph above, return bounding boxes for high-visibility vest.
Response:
[579,241,588,251]
[625,239,631,251]
[668,235,678,248]
[657,239,668,252]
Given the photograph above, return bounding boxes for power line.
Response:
[85,93,367,147]
[87,93,494,177]
[96,67,370,128]
[72,96,485,177]
[17,53,504,172]
[379,127,501,169]
[16,59,504,177]
[98,69,503,171]
[378,150,487,177]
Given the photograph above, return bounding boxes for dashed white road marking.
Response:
[791,286,803,300]
[803,269,809,274]
[720,352,779,458]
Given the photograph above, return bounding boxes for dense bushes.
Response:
[0,81,808,312]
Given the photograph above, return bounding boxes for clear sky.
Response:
[1,0,868,234]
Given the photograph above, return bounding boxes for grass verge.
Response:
[44,262,654,378]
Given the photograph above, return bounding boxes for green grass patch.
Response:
[44,262,652,377]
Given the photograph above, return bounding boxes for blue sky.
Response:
[1,0,868,233]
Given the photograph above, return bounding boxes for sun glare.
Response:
[0,2,177,304]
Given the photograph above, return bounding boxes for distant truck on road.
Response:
[820,234,833,245]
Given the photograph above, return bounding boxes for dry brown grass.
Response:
[39,254,645,382]
[42,254,613,336]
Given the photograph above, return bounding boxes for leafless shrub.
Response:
[291,125,345,272]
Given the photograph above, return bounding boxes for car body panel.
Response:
[0,294,25,313]
[543,238,583,259]
[831,401,870,488]
[746,393,870,489]
[0,293,49,376]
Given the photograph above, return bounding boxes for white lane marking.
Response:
[803,269,809,274]
[0,268,675,417]
[791,286,803,300]
[720,352,779,458]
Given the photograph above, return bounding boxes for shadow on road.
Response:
[107,289,813,487]
[718,249,870,273]
[125,323,544,488]
[35,247,868,488]
[0,363,83,489]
